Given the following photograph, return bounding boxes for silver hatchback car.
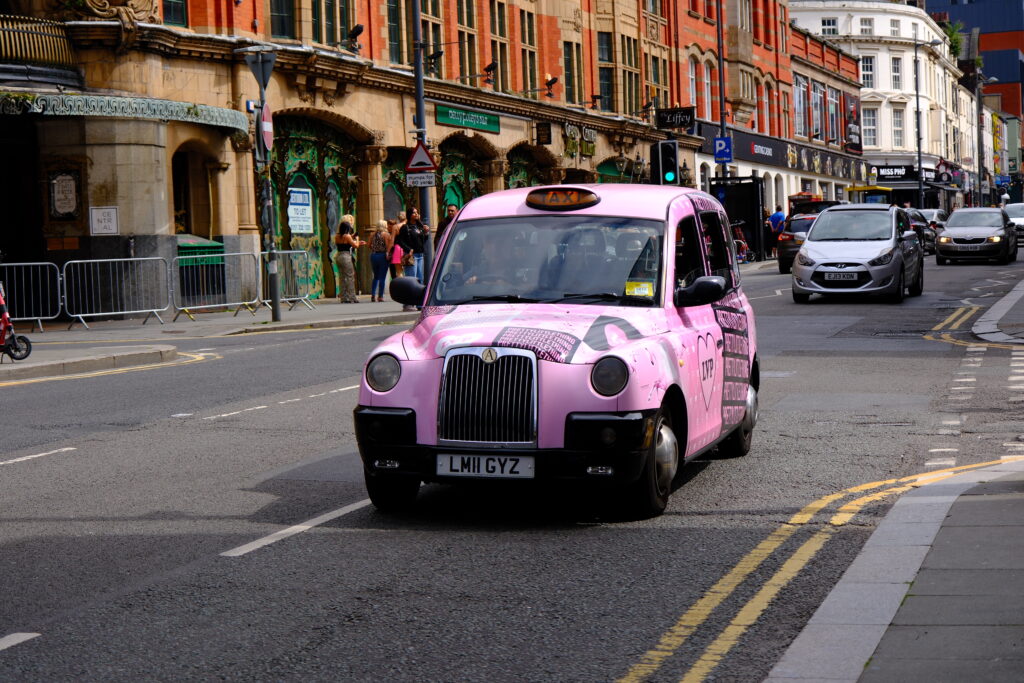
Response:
[791,204,924,303]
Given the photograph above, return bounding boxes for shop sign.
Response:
[843,94,862,155]
[581,127,597,157]
[872,165,936,182]
[436,104,500,133]
[655,107,696,131]
[535,121,552,145]
[563,123,580,158]
[287,188,314,234]
[89,206,118,235]
[49,171,79,219]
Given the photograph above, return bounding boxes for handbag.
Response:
[401,250,414,267]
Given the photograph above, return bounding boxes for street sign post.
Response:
[406,140,437,172]
[406,172,436,187]
[260,103,273,158]
[714,137,733,164]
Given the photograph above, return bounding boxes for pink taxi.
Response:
[354,185,758,517]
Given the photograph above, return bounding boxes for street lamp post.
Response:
[914,39,942,209]
[975,71,998,207]
[410,2,433,285]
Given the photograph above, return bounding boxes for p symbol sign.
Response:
[713,137,732,164]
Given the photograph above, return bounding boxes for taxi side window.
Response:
[675,215,706,288]
[698,211,736,289]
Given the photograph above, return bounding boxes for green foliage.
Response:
[943,21,964,59]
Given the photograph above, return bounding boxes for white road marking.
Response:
[942,420,961,425]
[1010,397,1024,402]
[221,499,372,557]
[329,385,360,393]
[950,386,974,391]
[953,378,976,382]
[278,399,302,404]
[0,633,40,651]
[1007,386,1024,391]
[929,448,959,453]
[935,429,959,435]
[202,405,267,420]
[171,413,193,418]
[1003,443,1024,449]
[308,392,327,398]
[926,459,956,467]
[0,447,76,467]
[195,348,215,351]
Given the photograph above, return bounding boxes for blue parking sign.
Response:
[714,137,733,164]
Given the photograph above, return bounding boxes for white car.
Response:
[1005,203,1024,241]
[791,204,924,304]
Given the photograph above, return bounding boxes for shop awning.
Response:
[926,181,963,193]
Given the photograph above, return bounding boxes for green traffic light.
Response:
[664,171,676,182]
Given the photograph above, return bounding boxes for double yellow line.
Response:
[618,458,1021,683]
[932,306,980,332]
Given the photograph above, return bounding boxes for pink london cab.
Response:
[355,185,758,518]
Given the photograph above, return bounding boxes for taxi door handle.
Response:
[716,338,724,349]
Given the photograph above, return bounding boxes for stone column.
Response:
[356,145,387,294]
[231,135,260,255]
[480,158,508,195]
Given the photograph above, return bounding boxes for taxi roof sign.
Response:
[525,187,600,211]
[405,140,437,172]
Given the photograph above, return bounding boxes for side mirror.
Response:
[389,276,426,306]
[674,275,727,307]
[901,230,918,241]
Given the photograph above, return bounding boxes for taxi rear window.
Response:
[431,216,664,306]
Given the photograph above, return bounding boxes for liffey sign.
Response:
[655,106,696,131]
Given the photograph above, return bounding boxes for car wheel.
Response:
[364,469,420,513]
[890,269,905,303]
[908,261,924,297]
[718,384,758,458]
[778,260,792,274]
[792,289,810,304]
[1011,245,1018,263]
[622,408,678,519]
[936,255,947,265]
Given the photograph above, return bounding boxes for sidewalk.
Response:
[0,294,418,381]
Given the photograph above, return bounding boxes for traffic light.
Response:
[649,140,679,185]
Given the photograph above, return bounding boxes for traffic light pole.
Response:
[411,2,433,285]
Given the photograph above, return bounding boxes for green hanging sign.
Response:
[436,105,500,134]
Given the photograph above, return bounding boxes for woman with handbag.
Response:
[333,214,364,303]
[368,219,391,303]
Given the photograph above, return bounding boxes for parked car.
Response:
[907,208,935,254]
[791,204,924,303]
[1004,203,1024,240]
[935,208,1019,265]
[355,184,760,518]
[776,213,817,274]
[919,208,948,228]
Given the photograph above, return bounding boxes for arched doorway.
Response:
[505,144,558,188]
[171,142,219,239]
[270,115,359,299]
[437,135,485,208]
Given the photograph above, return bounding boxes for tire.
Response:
[936,256,947,265]
[778,260,792,274]
[622,408,678,519]
[718,384,758,458]
[890,269,905,303]
[999,248,1011,265]
[1011,245,1018,263]
[792,289,810,304]
[6,335,31,361]
[364,469,420,513]
[908,262,924,297]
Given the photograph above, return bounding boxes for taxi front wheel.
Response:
[364,469,420,513]
[622,408,678,519]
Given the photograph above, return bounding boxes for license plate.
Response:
[960,245,982,251]
[437,454,535,479]
[824,272,857,280]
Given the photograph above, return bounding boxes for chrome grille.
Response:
[953,237,985,244]
[438,348,536,446]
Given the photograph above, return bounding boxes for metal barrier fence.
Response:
[261,250,316,311]
[0,262,61,330]
[63,257,171,328]
[172,251,261,320]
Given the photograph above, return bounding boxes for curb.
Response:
[228,312,421,335]
[0,345,178,381]
[972,277,1024,344]
[765,458,1024,682]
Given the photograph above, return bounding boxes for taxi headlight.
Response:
[988,235,1002,243]
[797,252,816,267]
[868,248,894,266]
[938,236,952,244]
[591,357,629,397]
[366,354,401,392]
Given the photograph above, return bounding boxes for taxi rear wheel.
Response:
[364,469,420,513]
[623,408,678,519]
[718,384,757,458]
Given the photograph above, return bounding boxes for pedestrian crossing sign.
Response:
[406,140,437,172]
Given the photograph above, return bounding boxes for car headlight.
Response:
[591,357,629,397]
[366,354,401,392]
[988,235,1002,243]
[938,236,952,243]
[868,248,894,266]
[797,252,816,267]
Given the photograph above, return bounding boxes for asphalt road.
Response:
[1,258,1022,681]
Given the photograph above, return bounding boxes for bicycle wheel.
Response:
[8,334,31,360]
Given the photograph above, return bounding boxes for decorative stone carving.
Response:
[361,145,388,165]
[54,0,159,50]
[481,159,509,177]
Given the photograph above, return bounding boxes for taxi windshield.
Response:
[429,216,664,306]
[807,210,893,241]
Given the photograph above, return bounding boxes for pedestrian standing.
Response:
[398,207,428,283]
[333,214,364,303]
[368,219,391,303]
[768,205,786,258]
[433,203,458,250]
[386,218,402,280]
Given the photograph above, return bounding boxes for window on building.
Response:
[563,42,583,104]
[794,74,807,137]
[782,91,790,138]
[892,108,904,147]
[863,108,878,146]
[456,0,477,80]
[761,85,770,134]
[779,7,787,52]
[270,0,295,38]
[821,17,838,35]
[911,23,918,39]
[598,67,614,111]
[739,0,752,32]
[457,0,474,27]
[953,125,961,161]
[162,0,186,25]
[313,0,352,47]
[489,0,509,91]
[861,56,874,88]
[622,36,640,115]
[860,18,873,36]
[890,19,900,37]
[386,0,403,63]
[891,57,902,90]
[812,81,824,139]
[520,9,537,97]
[644,0,663,16]
[646,54,669,108]
[689,57,698,108]
[828,87,839,142]
[597,31,613,62]
[703,62,713,120]
[423,2,443,75]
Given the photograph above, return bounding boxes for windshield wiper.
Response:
[553,292,654,305]
[449,294,543,304]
